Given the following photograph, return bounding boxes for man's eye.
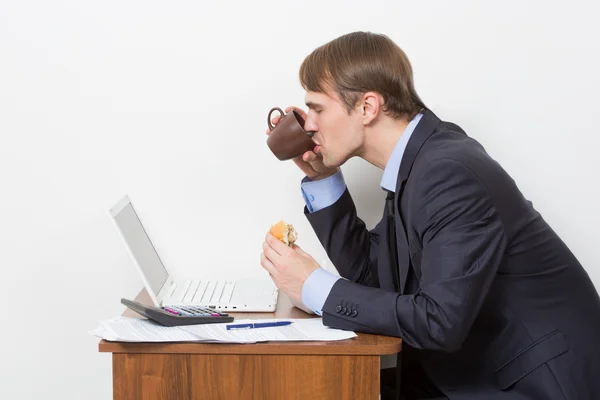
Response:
[315,110,322,114]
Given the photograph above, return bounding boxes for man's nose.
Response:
[303,117,317,135]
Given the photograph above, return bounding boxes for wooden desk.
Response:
[99,289,402,399]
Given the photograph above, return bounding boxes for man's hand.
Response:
[260,233,320,304]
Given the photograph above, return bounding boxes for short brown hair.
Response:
[299,31,425,120]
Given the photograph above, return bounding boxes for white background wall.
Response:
[1,0,599,398]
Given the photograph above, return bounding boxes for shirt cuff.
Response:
[301,268,341,316]
[300,170,346,213]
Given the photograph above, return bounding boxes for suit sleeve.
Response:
[320,159,508,352]
[305,189,383,288]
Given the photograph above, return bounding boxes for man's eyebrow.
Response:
[305,101,323,110]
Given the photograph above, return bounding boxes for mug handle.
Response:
[267,107,284,131]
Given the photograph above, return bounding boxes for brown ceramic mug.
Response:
[266,107,315,161]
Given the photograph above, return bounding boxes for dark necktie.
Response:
[385,190,400,293]
[385,189,404,400]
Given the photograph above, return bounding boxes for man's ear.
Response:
[361,92,382,125]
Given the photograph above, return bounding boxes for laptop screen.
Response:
[112,200,168,296]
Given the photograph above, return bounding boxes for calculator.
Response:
[121,298,234,327]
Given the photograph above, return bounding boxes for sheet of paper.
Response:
[93,317,208,342]
[90,317,357,344]
[180,318,357,343]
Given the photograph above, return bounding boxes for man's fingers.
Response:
[292,244,308,256]
[293,158,319,178]
[292,244,315,261]
[262,241,282,264]
[260,252,278,276]
[266,115,281,135]
[304,151,326,168]
[303,151,317,162]
[284,106,307,119]
[265,233,293,257]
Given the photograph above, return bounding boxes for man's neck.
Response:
[359,117,411,170]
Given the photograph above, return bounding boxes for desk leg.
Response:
[113,353,380,400]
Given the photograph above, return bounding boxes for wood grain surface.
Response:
[112,353,379,400]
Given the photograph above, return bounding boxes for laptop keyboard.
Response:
[169,280,236,304]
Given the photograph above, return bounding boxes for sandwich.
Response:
[269,220,297,247]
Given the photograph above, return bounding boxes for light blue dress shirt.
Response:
[300,113,423,315]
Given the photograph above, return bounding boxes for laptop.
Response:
[109,196,279,312]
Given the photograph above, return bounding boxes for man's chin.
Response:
[321,158,337,169]
[323,155,350,169]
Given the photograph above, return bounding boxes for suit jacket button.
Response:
[335,305,342,313]
[351,310,358,317]
[341,307,347,314]
[345,309,352,316]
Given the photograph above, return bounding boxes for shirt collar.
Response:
[380,113,423,192]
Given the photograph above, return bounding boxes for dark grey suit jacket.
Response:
[305,109,600,399]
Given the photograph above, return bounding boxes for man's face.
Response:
[304,89,364,168]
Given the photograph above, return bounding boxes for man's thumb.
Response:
[292,244,308,256]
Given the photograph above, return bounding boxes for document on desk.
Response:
[92,317,208,342]
[90,317,356,343]
[180,318,357,343]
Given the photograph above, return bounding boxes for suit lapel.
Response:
[394,109,441,293]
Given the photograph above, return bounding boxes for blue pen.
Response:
[226,321,293,330]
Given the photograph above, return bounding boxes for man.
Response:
[260,31,600,399]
